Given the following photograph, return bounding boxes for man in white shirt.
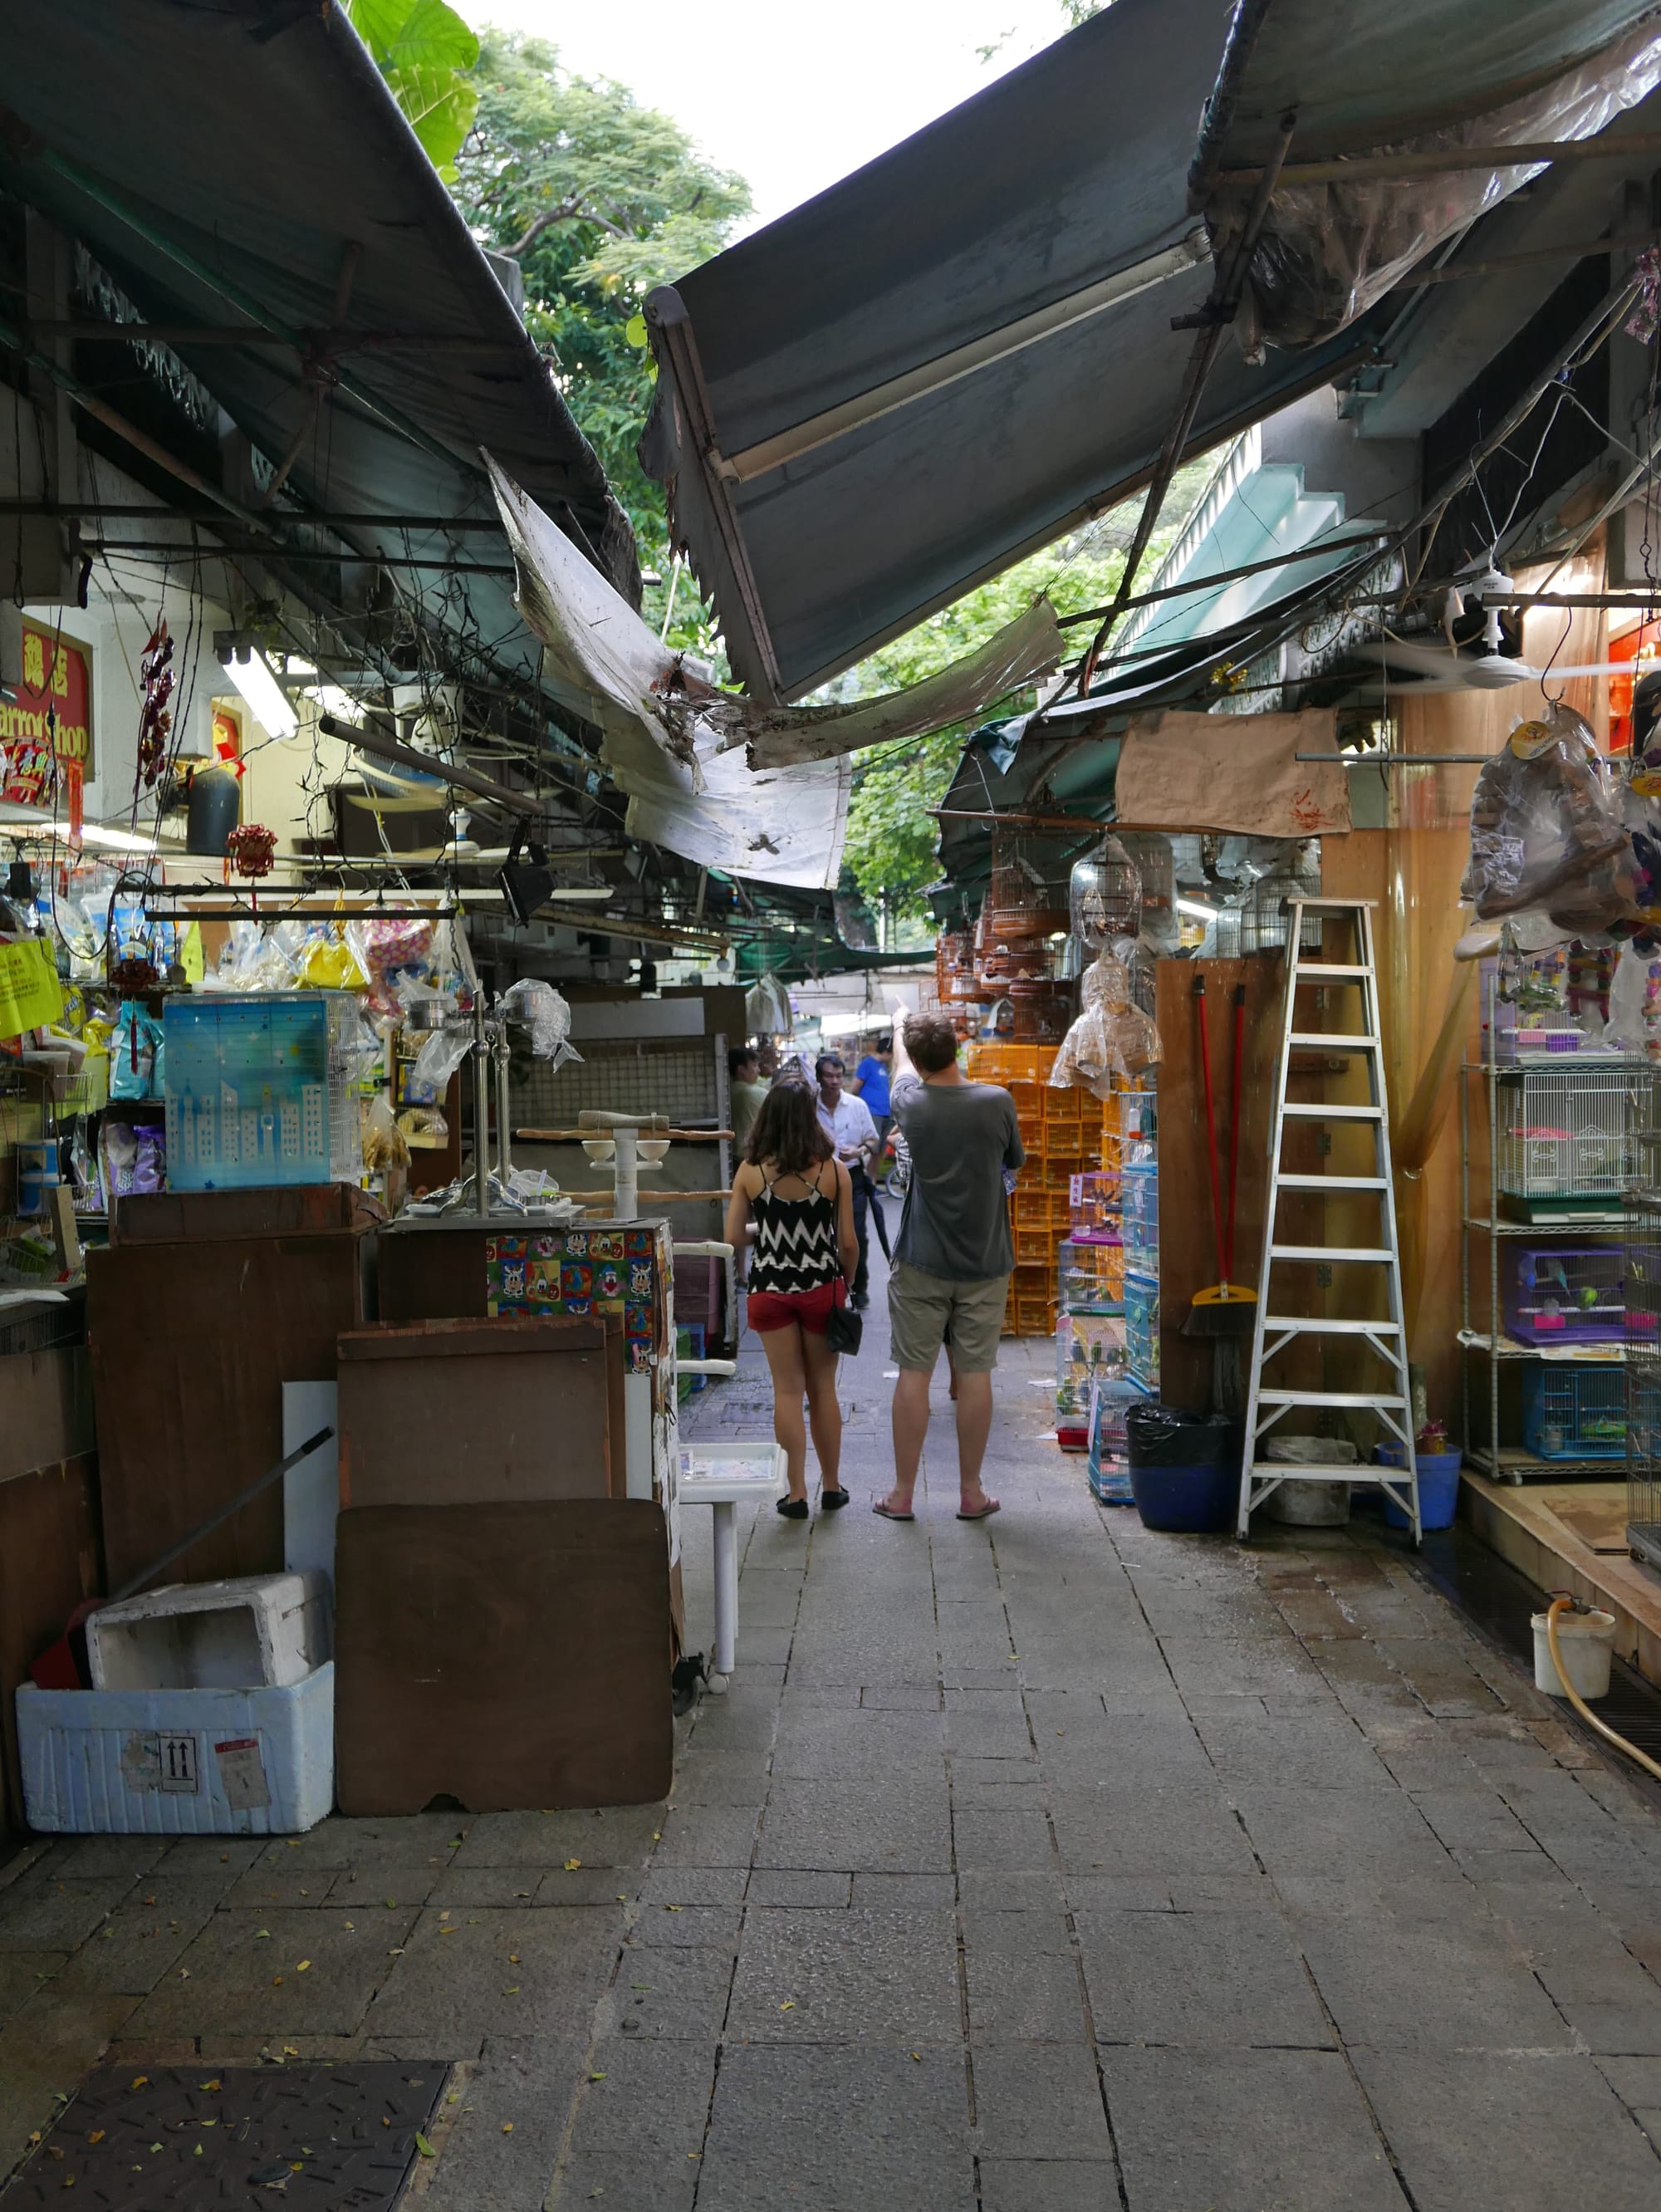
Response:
[816,1052,879,1307]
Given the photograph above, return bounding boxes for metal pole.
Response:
[473,993,492,1219]
[613,1126,639,1223]
[494,1025,512,1185]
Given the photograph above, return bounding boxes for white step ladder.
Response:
[1238,898,1420,1542]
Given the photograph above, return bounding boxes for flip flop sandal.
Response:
[871,1500,915,1522]
[957,1500,1001,1522]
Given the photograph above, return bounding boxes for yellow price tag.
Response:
[0,939,63,1041]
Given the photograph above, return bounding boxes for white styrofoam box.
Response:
[86,1570,331,1693]
[17,1662,334,1835]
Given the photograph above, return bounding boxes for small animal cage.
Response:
[1496,1065,1654,1214]
[1627,1347,1661,1573]
[1503,1246,1628,1346]
[1088,1374,1151,1503]
[1521,1363,1627,1461]
[1241,861,1322,956]
[1069,836,1142,950]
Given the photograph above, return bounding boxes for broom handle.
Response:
[1224,983,1247,1286]
[109,1427,336,1605]
[1193,975,1227,1282]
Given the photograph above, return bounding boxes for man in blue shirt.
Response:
[850,1035,893,1142]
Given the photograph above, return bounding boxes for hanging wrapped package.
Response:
[1050,950,1162,1097]
[1462,703,1638,944]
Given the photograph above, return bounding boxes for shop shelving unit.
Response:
[1460,1000,1661,1483]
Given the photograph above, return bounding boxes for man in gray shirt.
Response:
[875,1012,1024,1524]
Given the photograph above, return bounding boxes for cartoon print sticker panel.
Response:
[487,1231,656,1322]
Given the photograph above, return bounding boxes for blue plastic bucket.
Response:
[1128,1459,1238,1533]
[1374,1443,1463,1532]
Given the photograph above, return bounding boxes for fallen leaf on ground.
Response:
[414,2134,435,2158]
[563,1860,582,1871]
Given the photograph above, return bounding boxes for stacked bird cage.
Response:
[1242,847,1323,956]
[1068,836,1142,951]
[976,835,1075,1042]
[1627,1194,1661,1573]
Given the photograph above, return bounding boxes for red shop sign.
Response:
[1,622,94,807]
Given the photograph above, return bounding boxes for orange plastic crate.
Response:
[1044,1085,1085,1125]
[1014,1226,1055,1268]
[1013,1297,1056,1337]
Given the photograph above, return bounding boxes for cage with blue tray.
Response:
[1087,1373,1150,1503]
[1521,1363,1627,1461]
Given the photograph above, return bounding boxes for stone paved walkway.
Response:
[4,1259,1661,2207]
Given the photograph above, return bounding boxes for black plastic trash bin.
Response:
[1124,1404,1242,1533]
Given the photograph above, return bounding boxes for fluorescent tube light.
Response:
[1175,896,1220,923]
[221,646,298,738]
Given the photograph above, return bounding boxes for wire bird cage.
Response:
[1627,1197,1661,1573]
[1503,1245,1630,1346]
[1521,1364,1627,1460]
[1495,1063,1659,1214]
[1241,859,1324,956]
[1069,836,1142,950]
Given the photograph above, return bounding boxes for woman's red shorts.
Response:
[747,1282,839,1335]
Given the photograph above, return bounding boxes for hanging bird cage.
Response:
[1242,862,1323,956]
[983,835,1072,944]
[1069,836,1143,950]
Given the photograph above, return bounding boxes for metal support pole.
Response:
[494,1025,512,1186]
[612,1125,639,1223]
[472,995,492,1220]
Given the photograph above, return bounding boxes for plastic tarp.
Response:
[0,0,636,611]
[484,458,1059,889]
[642,0,1661,705]
[641,0,1374,704]
[1210,11,1661,351]
[1114,709,1350,837]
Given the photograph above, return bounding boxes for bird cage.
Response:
[982,835,1071,944]
[1627,1194,1661,1570]
[1496,1063,1652,1214]
[1242,866,1322,956]
[1069,836,1142,950]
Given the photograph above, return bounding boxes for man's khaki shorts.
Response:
[888,1262,1009,1374]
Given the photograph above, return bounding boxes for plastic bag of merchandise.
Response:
[1462,702,1638,942]
[348,915,434,1018]
[406,1023,473,1104]
[501,978,581,1070]
[1050,952,1161,1095]
[746,970,792,1037]
[362,1092,410,1173]
[296,921,369,991]
[109,1001,164,1101]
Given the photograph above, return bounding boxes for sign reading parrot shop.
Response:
[1,622,94,808]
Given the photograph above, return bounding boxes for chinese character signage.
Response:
[2,622,94,807]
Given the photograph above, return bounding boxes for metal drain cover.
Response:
[3,2062,448,2207]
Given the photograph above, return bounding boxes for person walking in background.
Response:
[725,1084,859,1520]
[875,1012,1022,1523]
[850,1032,894,1148]
[815,1052,879,1310]
[728,1044,770,1158]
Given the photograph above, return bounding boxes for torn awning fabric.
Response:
[484,458,1060,889]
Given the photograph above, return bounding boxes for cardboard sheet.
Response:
[1113,709,1350,837]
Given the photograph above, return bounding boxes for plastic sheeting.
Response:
[1213,13,1661,351]
[484,456,1061,890]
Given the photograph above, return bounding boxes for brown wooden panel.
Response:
[86,1230,372,1587]
[0,1455,100,1842]
[111,1184,385,1243]
[334,1501,674,1813]
[337,1320,612,1508]
[375,1224,490,1323]
[0,1349,93,1482]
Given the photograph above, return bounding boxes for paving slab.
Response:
[1105,2046,1404,2212]
[1353,2050,1661,2211]
[726,1908,960,2044]
[1079,1908,1333,2050]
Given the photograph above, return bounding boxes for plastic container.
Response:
[1531,1607,1616,1699]
[1125,1403,1241,1533]
[1374,1442,1463,1530]
[17,1663,335,1834]
[1262,1437,1355,1526]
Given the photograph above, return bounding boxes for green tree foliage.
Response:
[450,27,751,630]
[840,459,1215,928]
[344,0,480,176]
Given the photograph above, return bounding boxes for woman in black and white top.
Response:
[724,1082,860,1519]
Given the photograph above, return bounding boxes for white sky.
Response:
[476,1,1079,228]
